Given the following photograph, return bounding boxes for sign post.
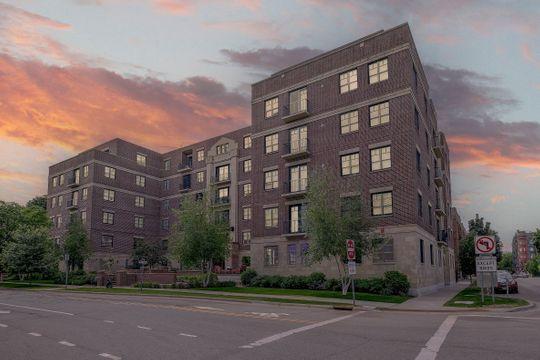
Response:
[474,236,497,303]
[64,253,69,289]
[346,239,356,307]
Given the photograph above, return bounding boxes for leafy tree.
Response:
[304,167,385,295]
[525,256,540,277]
[0,227,60,280]
[498,252,514,272]
[533,229,540,254]
[459,236,476,280]
[26,195,47,210]
[169,193,230,287]
[63,216,91,271]
[132,240,167,269]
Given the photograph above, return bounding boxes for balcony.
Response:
[177,161,193,173]
[211,175,231,185]
[66,199,78,210]
[213,196,230,206]
[282,139,310,161]
[281,179,308,198]
[282,99,309,123]
[432,134,446,158]
[435,202,446,216]
[438,229,449,245]
[67,174,80,188]
[282,220,306,237]
[434,167,444,187]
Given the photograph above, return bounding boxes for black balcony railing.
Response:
[214,196,230,205]
[283,178,308,194]
[283,219,305,235]
[178,160,193,172]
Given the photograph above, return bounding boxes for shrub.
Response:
[383,271,410,296]
[281,275,308,289]
[323,278,341,291]
[240,269,258,286]
[307,272,326,290]
[177,273,219,288]
[132,282,160,288]
[216,280,236,288]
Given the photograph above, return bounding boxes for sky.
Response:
[0,0,539,250]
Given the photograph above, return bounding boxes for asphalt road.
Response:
[1,283,540,360]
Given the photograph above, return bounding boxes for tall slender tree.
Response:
[63,216,92,270]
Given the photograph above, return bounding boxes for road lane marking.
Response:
[58,341,76,347]
[98,353,122,360]
[240,311,365,348]
[179,333,198,338]
[194,306,224,311]
[104,320,115,323]
[137,325,152,330]
[0,302,74,316]
[460,314,540,321]
[0,323,7,328]
[414,315,457,360]
[0,310,11,314]
[28,332,42,337]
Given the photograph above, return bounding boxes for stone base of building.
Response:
[84,252,132,272]
[250,224,456,296]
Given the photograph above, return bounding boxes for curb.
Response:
[375,306,487,313]
[506,301,536,312]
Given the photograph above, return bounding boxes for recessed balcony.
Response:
[282,139,310,161]
[282,99,309,123]
[282,220,306,237]
[281,179,308,198]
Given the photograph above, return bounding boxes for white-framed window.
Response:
[197,171,205,183]
[264,246,278,265]
[216,143,229,155]
[103,189,115,201]
[161,218,169,230]
[243,136,252,149]
[340,69,358,93]
[135,196,145,208]
[163,179,170,190]
[164,159,171,171]
[289,165,308,192]
[71,191,79,206]
[163,199,169,210]
[341,153,360,175]
[52,176,58,187]
[136,153,147,166]
[264,169,279,190]
[217,187,229,201]
[288,244,297,265]
[51,197,56,208]
[80,210,87,224]
[242,231,251,245]
[368,58,388,84]
[101,235,113,247]
[102,211,114,224]
[289,126,307,153]
[82,188,88,200]
[243,207,252,220]
[135,175,146,187]
[196,149,204,162]
[369,102,389,127]
[243,159,252,173]
[265,97,279,118]
[59,174,65,185]
[216,165,230,181]
[264,207,278,228]
[58,195,64,207]
[289,88,307,114]
[134,215,144,228]
[83,165,89,177]
[265,133,278,154]
[370,146,391,171]
[243,183,252,196]
[340,110,359,134]
[371,191,393,216]
[104,166,116,179]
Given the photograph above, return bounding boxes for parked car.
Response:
[514,272,529,278]
[495,270,518,294]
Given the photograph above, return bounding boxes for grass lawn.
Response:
[202,287,409,304]
[445,287,529,308]
[0,282,57,289]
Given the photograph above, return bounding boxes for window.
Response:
[243,183,252,196]
[265,97,279,118]
[288,244,297,265]
[135,196,145,208]
[103,189,115,202]
[264,170,279,190]
[80,210,87,224]
[243,207,252,220]
[136,175,146,187]
[197,149,205,162]
[289,204,303,233]
[163,179,170,190]
[301,243,309,265]
[104,166,116,179]
[289,165,307,192]
[438,248,442,267]
[264,207,278,228]
[136,153,147,166]
[101,235,113,247]
[289,88,307,114]
[427,167,431,187]
[418,193,423,217]
[264,246,278,266]
[134,215,144,228]
[428,204,433,225]
[242,231,251,245]
[58,195,64,207]
[243,136,252,149]
[164,159,171,171]
[368,58,388,84]
[430,243,434,265]
[425,131,429,149]
[340,110,359,134]
[419,239,425,263]
[52,176,58,187]
[195,192,204,201]
[371,191,393,216]
[265,133,278,154]
[341,153,359,175]
[243,159,252,173]
[182,174,191,190]
[370,146,391,171]
[83,165,89,177]
[197,171,205,183]
[82,188,88,200]
[374,238,394,262]
[102,211,114,224]
[217,187,229,202]
[289,126,307,153]
[162,239,169,251]
[51,197,56,208]
[216,165,230,181]
[163,199,169,210]
[340,69,358,93]
[57,215,63,228]
[59,174,65,185]
[369,102,389,127]
[415,108,420,131]
[416,150,421,172]
[216,143,229,155]
[161,218,169,230]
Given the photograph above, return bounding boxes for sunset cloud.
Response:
[490,195,507,204]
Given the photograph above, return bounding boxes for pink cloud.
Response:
[490,195,507,204]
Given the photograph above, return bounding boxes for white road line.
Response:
[0,302,74,316]
[414,315,457,360]
[98,353,122,360]
[58,340,76,347]
[194,306,224,311]
[104,320,115,324]
[28,332,42,337]
[137,325,152,330]
[0,310,11,314]
[460,314,540,321]
[179,333,198,338]
[0,323,7,328]
[240,311,364,349]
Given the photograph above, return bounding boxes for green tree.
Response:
[63,216,91,270]
[533,229,540,254]
[304,167,384,294]
[498,252,514,272]
[132,239,167,269]
[525,256,540,277]
[459,235,476,280]
[0,227,60,280]
[26,195,47,210]
[169,194,230,287]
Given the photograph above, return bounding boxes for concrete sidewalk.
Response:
[388,281,469,311]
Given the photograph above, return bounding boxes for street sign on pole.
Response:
[475,236,496,255]
[475,256,497,273]
[346,239,355,261]
[348,261,357,275]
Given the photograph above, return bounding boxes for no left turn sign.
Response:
[475,236,496,255]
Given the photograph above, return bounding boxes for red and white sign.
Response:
[475,236,496,255]
[346,239,355,261]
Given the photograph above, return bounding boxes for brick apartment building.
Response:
[512,230,537,271]
[47,23,459,295]
[450,207,466,278]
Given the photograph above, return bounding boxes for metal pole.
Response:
[491,271,495,303]
[352,277,356,307]
[140,264,144,293]
[506,278,509,296]
[64,254,69,289]
[480,272,484,303]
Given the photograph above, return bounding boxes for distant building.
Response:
[512,230,537,271]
